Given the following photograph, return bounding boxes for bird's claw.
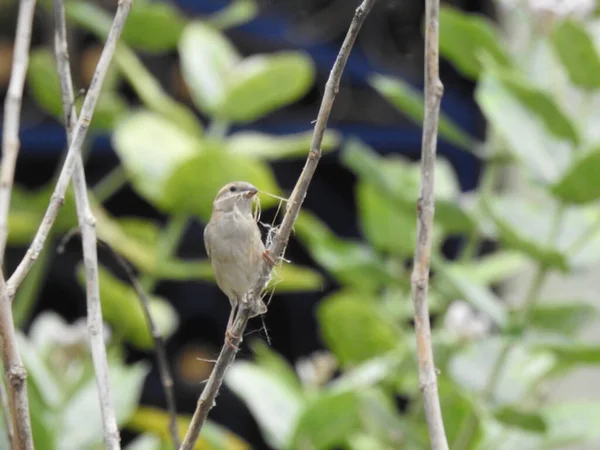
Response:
[226,330,240,351]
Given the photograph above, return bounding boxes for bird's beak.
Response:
[244,187,258,198]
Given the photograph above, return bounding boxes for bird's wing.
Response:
[203,221,214,262]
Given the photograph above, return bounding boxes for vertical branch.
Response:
[0,370,14,450]
[6,0,133,297]
[0,0,36,262]
[0,1,38,449]
[52,1,121,448]
[178,1,378,449]
[409,1,449,449]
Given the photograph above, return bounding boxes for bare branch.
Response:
[0,370,14,450]
[178,1,378,448]
[0,0,36,263]
[52,1,122,448]
[6,0,133,299]
[409,1,449,449]
[0,1,38,448]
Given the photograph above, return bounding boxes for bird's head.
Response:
[212,181,259,215]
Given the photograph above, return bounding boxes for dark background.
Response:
[0,0,492,447]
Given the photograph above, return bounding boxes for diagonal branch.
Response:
[0,1,38,449]
[6,0,133,300]
[409,1,449,449]
[178,1,379,449]
[52,0,122,448]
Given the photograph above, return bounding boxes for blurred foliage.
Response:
[6,0,600,449]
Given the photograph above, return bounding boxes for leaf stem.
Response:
[92,165,128,204]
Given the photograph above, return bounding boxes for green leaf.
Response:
[551,20,600,90]
[528,302,596,335]
[368,74,477,152]
[294,211,399,292]
[162,145,280,220]
[76,265,178,349]
[86,90,128,131]
[112,111,199,210]
[449,251,529,285]
[449,337,556,405]
[542,401,600,444]
[439,379,482,447]
[540,342,600,365]
[225,362,303,449]
[437,265,508,327]
[59,361,149,449]
[493,407,547,433]
[220,52,315,122]
[553,147,600,204]
[318,292,400,366]
[439,6,511,79]
[476,71,571,183]
[28,49,62,117]
[178,22,241,114]
[356,390,406,448]
[122,1,185,52]
[226,130,341,160]
[269,263,324,292]
[291,391,361,450]
[207,0,259,29]
[125,434,163,450]
[251,340,302,392]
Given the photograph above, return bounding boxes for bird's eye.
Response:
[229,186,237,192]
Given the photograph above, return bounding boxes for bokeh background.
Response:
[2,0,600,449]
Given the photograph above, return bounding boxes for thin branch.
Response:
[52,1,122,448]
[409,1,449,449]
[178,1,378,449]
[0,358,15,450]
[0,1,37,449]
[99,239,181,449]
[0,0,36,263]
[6,0,133,299]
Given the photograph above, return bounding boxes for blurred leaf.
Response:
[439,6,511,79]
[293,211,400,292]
[368,74,477,152]
[493,407,547,433]
[357,390,406,448]
[162,145,280,220]
[28,49,62,117]
[122,1,185,52]
[476,71,571,183]
[552,147,600,204]
[343,139,473,235]
[85,90,128,131]
[76,265,178,349]
[28,379,58,450]
[208,0,259,29]
[318,293,400,366]
[7,185,77,245]
[16,332,63,409]
[542,401,600,444]
[226,130,340,160]
[225,362,303,449]
[449,251,528,285]
[539,342,600,365]
[449,337,556,406]
[438,379,482,448]
[251,340,302,392]
[269,263,324,292]
[551,20,600,90]
[112,111,199,210]
[291,391,361,450]
[485,197,568,270]
[435,264,508,327]
[527,302,596,335]
[179,22,241,114]
[60,361,149,449]
[220,52,315,123]
[357,181,417,257]
[125,434,163,450]
[330,355,400,394]
[128,406,250,450]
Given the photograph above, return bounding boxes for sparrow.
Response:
[203,181,272,347]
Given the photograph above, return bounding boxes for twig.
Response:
[52,1,122,448]
[409,1,449,449]
[99,239,181,449]
[0,358,15,450]
[6,0,133,299]
[178,1,378,449]
[0,1,37,449]
[0,0,36,263]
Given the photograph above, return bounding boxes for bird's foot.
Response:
[262,249,276,265]
[225,330,240,351]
